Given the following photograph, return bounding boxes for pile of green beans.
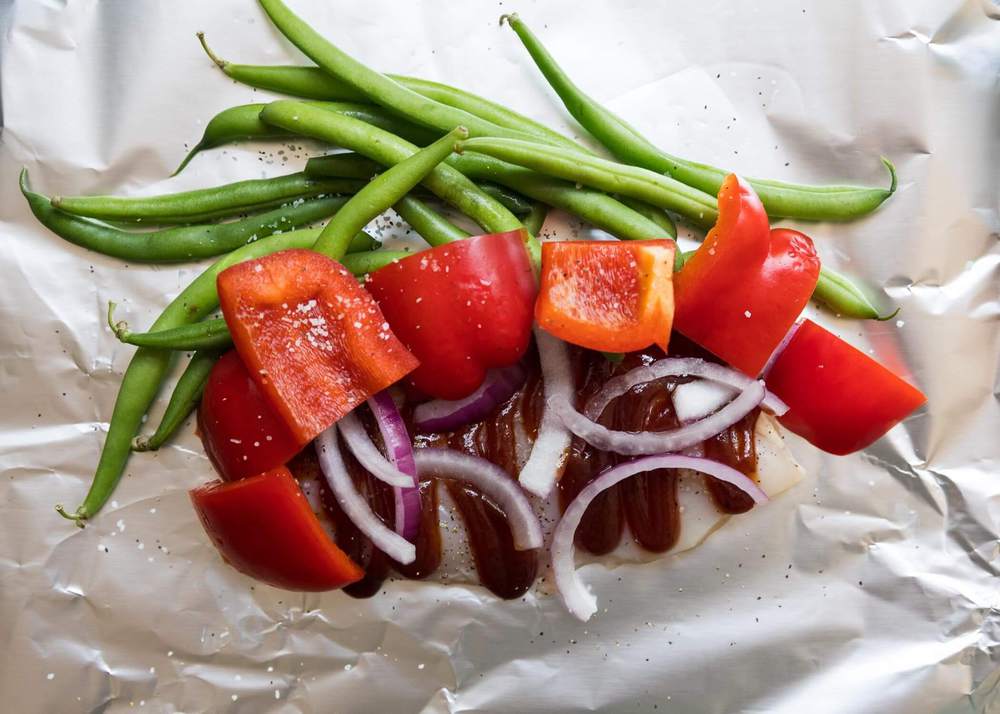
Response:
[55,129,468,524]
[501,14,896,222]
[36,0,899,525]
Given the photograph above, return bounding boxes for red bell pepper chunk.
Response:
[190,466,364,591]
[674,175,820,376]
[766,320,927,454]
[535,240,676,353]
[217,249,418,444]
[197,350,302,481]
[365,230,536,400]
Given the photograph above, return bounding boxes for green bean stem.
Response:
[22,170,364,263]
[54,232,404,526]
[501,14,895,221]
[258,100,538,261]
[52,172,360,223]
[313,127,469,258]
[132,350,223,452]
[173,101,436,175]
[257,0,557,145]
[457,137,718,228]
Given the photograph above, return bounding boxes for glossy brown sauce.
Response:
[292,336,758,595]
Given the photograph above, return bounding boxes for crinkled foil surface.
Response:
[1,1,998,712]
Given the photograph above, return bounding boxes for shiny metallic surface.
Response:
[1,1,997,712]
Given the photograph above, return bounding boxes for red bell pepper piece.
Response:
[365,230,536,400]
[190,466,364,591]
[217,249,418,444]
[674,175,820,376]
[197,350,302,481]
[766,320,926,454]
[535,240,676,353]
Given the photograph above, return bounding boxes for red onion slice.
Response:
[584,357,787,421]
[338,412,415,489]
[368,390,421,543]
[553,454,768,621]
[316,426,417,565]
[413,449,543,551]
[413,364,527,433]
[761,320,803,377]
[553,380,766,455]
[518,329,574,498]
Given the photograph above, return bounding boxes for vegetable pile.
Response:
[28,0,925,621]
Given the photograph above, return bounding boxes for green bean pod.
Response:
[477,183,534,217]
[813,265,898,320]
[132,349,223,452]
[457,137,718,229]
[502,14,896,221]
[22,171,356,263]
[521,203,548,237]
[55,230,405,525]
[258,100,533,257]
[174,101,436,175]
[314,127,470,258]
[52,172,362,223]
[109,306,233,350]
[393,196,469,246]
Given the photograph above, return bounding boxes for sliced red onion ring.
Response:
[761,320,803,377]
[553,454,768,621]
[583,357,787,421]
[518,329,574,498]
[316,426,416,565]
[553,380,766,455]
[413,449,543,551]
[338,412,415,489]
[368,390,421,543]
[413,364,527,432]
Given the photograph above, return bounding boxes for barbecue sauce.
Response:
[295,336,758,595]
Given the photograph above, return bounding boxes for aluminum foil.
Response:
[1,0,998,711]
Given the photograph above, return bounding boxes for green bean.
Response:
[199,32,366,101]
[394,195,469,246]
[677,249,896,320]
[477,183,534,217]
[22,170,359,263]
[307,151,674,241]
[173,101,436,175]
[109,304,233,350]
[313,128,468,258]
[257,0,553,145]
[521,203,548,237]
[56,230,404,525]
[813,265,898,320]
[617,197,677,237]
[258,101,534,258]
[52,171,361,223]
[457,137,718,228]
[132,349,223,452]
[502,14,895,221]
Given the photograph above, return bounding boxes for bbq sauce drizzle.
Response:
[297,339,759,599]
